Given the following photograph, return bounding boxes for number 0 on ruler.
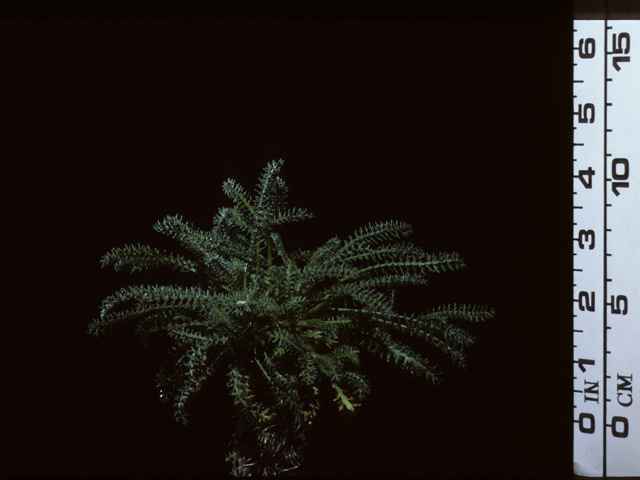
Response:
[573,20,640,478]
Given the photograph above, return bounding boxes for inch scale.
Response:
[573,20,640,478]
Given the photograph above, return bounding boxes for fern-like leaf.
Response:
[101,244,199,274]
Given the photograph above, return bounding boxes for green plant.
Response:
[88,159,493,476]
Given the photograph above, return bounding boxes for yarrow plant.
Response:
[88,159,494,476]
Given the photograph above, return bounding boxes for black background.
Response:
[3,4,574,478]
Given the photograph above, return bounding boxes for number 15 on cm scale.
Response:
[573,20,640,478]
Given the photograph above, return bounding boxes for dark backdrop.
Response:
[3,11,573,478]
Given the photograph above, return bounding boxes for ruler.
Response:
[573,20,640,478]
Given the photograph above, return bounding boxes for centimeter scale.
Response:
[573,20,640,478]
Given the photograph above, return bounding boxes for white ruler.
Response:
[573,20,640,478]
